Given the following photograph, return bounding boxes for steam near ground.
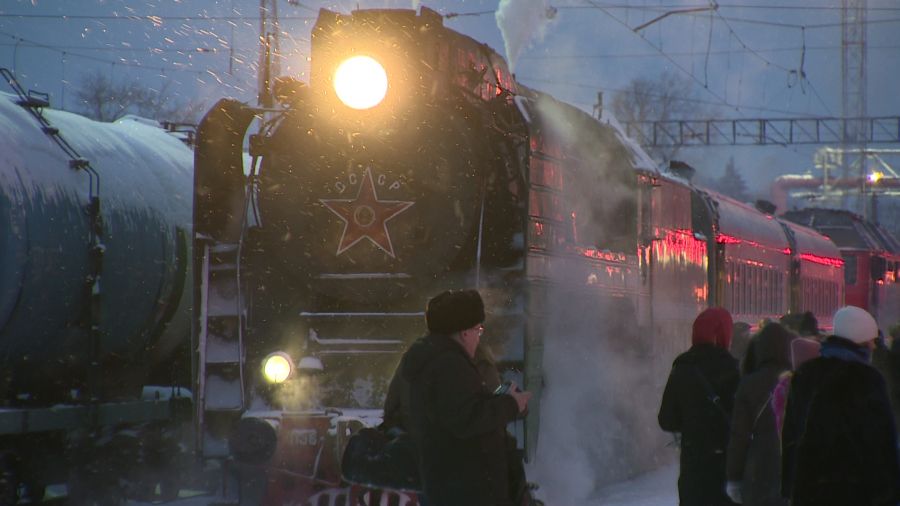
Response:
[528,282,674,505]
[522,93,674,504]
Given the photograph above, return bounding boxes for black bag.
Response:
[341,427,421,492]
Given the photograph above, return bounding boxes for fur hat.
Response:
[426,289,485,335]
[832,305,878,344]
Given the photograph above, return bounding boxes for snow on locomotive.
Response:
[191,7,845,504]
[0,71,193,502]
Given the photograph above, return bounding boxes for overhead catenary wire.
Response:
[518,75,823,117]
[0,13,316,22]
[441,4,900,29]
[0,2,882,122]
[583,0,751,115]
[517,43,900,60]
[0,31,214,76]
[707,5,834,116]
[443,1,881,119]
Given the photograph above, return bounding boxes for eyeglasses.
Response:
[475,324,484,336]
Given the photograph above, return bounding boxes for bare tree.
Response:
[73,70,205,124]
[610,71,713,164]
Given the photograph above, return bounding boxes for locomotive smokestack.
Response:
[668,160,696,182]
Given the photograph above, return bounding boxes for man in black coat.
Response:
[400,289,531,506]
[659,307,740,506]
[781,306,900,506]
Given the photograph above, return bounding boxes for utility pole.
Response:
[258,0,281,108]
[593,92,603,120]
[842,0,868,213]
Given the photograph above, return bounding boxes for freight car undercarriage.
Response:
[0,393,192,503]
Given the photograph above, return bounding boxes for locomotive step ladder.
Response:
[198,242,246,458]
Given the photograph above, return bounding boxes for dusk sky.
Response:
[2,0,899,196]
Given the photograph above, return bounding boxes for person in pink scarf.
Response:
[770,337,820,434]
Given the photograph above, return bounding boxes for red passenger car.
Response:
[782,208,900,332]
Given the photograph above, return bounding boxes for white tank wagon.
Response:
[0,72,194,503]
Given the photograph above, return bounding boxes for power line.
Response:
[713,2,900,10]
[709,9,834,115]
[519,43,900,60]
[445,3,900,26]
[519,75,822,117]
[681,12,900,30]
[0,42,224,54]
[583,0,757,116]
[0,13,316,22]
[0,31,213,76]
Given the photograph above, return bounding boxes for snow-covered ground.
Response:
[586,463,678,506]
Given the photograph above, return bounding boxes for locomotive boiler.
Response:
[0,72,193,502]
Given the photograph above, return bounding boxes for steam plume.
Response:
[495,0,557,73]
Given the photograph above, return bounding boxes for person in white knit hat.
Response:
[780,306,900,506]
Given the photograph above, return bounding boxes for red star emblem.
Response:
[319,168,414,258]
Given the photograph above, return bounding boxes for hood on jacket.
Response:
[790,337,820,370]
[752,322,795,370]
[692,307,734,350]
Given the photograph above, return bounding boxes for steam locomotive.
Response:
[0,5,878,505]
[192,6,847,504]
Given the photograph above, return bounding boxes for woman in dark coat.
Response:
[781,306,900,506]
[725,323,795,506]
[659,307,741,506]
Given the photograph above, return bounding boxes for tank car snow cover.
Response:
[0,92,193,401]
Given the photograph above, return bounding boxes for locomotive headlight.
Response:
[262,352,294,384]
[333,56,388,110]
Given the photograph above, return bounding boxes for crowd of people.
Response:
[352,286,900,506]
[659,306,900,506]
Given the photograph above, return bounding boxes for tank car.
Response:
[192,7,845,504]
[782,208,900,331]
[0,71,193,502]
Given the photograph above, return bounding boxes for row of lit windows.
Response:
[722,261,786,316]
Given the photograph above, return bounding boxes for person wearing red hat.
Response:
[781,305,900,506]
[659,307,741,506]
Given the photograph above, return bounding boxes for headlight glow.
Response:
[333,56,388,110]
[262,352,293,384]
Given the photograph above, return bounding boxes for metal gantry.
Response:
[623,116,900,147]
